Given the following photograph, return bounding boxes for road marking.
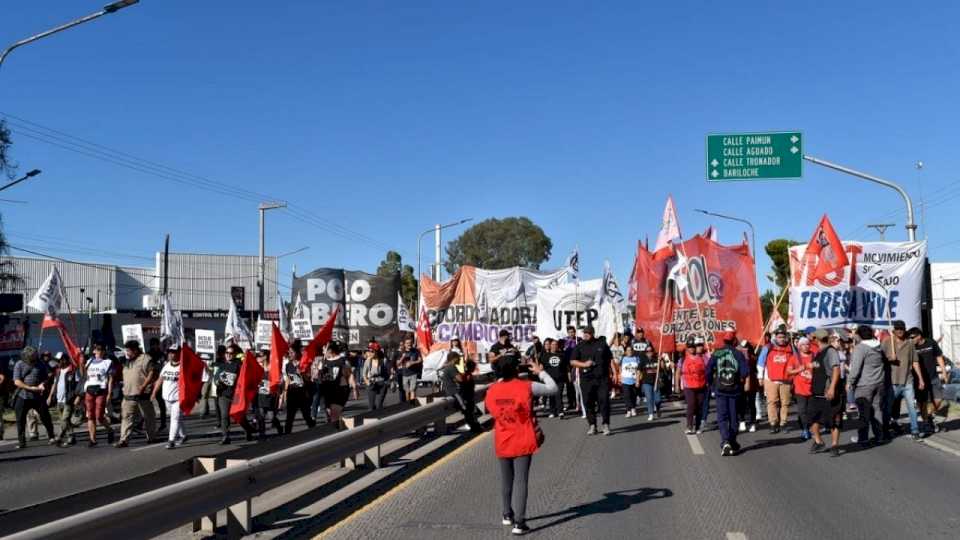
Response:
[920,437,960,459]
[686,434,704,455]
[315,430,490,539]
[131,442,167,452]
[726,533,748,540]
[0,440,18,447]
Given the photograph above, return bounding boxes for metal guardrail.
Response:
[6,387,486,540]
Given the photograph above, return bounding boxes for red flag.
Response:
[416,307,433,356]
[269,322,288,394]
[179,344,205,415]
[230,351,264,423]
[42,316,82,367]
[804,214,849,283]
[299,306,338,373]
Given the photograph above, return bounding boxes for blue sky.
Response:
[2,1,959,296]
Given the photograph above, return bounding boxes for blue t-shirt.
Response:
[620,355,640,386]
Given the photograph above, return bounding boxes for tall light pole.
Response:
[694,208,756,261]
[258,202,286,318]
[0,169,41,192]
[417,218,472,308]
[0,1,140,73]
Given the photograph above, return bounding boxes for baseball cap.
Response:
[583,326,596,335]
[892,320,907,331]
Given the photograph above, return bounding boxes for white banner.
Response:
[28,266,63,315]
[255,320,273,346]
[121,324,144,348]
[291,318,313,342]
[195,329,216,355]
[788,241,926,330]
[534,280,620,342]
[397,293,415,332]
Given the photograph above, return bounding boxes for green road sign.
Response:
[706,131,802,181]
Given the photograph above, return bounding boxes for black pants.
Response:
[217,395,253,440]
[285,387,316,434]
[254,401,283,436]
[796,395,810,431]
[622,385,638,411]
[498,454,532,524]
[738,391,758,425]
[155,394,166,427]
[15,397,54,444]
[579,378,610,427]
[367,383,388,411]
[684,388,706,430]
[453,390,483,432]
[548,383,566,416]
[564,381,577,410]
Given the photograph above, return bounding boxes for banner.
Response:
[397,293,415,332]
[255,320,273,347]
[27,266,63,315]
[419,265,569,358]
[291,318,313,342]
[788,241,926,330]
[290,268,401,348]
[194,329,216,355]
[633,235,762,351]
[121,324,144,348]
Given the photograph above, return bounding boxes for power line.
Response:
[1,112,409,257]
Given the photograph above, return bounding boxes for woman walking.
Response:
[484,358,557,535]
[677,337,708,434]
[362,348,391,411]
[81,343,116,447]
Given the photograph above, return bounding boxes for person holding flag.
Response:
[152,346,189,449]
[318,340,359,427]
[216,343,255,444]
[255,350,283,438]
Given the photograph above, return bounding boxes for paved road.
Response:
[320,399,960,540]
[0,386,418,515]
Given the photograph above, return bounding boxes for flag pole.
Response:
[756,286,790,354]
[652,279,673,395]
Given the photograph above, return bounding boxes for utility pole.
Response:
[434,224,442,281]
[916,160,926,239]
[162,234,170,298]
[866,223,895,241]
[258,202,286,318]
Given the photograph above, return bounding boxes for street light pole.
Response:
[0,1,140,73]
[0,169,41,192]
[694,209,756,261]
[803,155,917,241]
[258,202,286,318]
[417,218,473,310]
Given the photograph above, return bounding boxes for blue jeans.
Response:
[716,393,739,448]
[641,383,660,416]
[888,383,919,434]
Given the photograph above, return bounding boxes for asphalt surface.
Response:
[320,398,960,540]
[0,386,418,515]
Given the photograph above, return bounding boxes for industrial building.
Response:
[0,252,278,353]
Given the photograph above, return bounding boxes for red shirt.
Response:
[765,344,798,382]
[681,353,707,390]
[793,351,814,397]
[484,379,539,458]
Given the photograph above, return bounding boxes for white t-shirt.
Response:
[84,357,113,390]
[160,361,180,402]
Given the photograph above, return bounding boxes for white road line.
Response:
[921,438,960,459]
[131,442,167,452]
[0,440,18,447]
[726,533,748,540]
[686,434,705,455]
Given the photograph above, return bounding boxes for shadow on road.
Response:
[609,420,678,436]
[527,487,672,532]
[0,452,63,463]
[736,436,805,454]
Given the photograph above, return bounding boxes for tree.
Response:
[0,216,20,291]
[0,119,16,180]
[376,250,417,308]
[761,238,800,326]
[444,217,552,274]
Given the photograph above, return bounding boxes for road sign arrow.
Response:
[711,169,719,178]
[790,135,799,144]
[790,146,799,154]
[711,159,719,167]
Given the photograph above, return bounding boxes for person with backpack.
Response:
[736,340,759,433]
[758,327,799,434]
[706,331,749,456]
[807,330,844,456]
[848,325,887,447]
[678,336,708,435]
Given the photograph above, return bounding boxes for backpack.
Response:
[714,348,739,393]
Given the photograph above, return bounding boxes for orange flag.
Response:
[230,351,264,423]
[804,214,849,282]
[299,306,339,373]
[269,322,288,394]
[42,316,82,368]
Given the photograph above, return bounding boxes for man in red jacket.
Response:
[762,328,799,434]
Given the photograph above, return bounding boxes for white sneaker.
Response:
[647,414,654,421]
[696,428,703,435]
[587,425,597,436]
[749,424,757,433]
[548,414,556,418]
[739,421,747,433]
[602,424,611,436]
